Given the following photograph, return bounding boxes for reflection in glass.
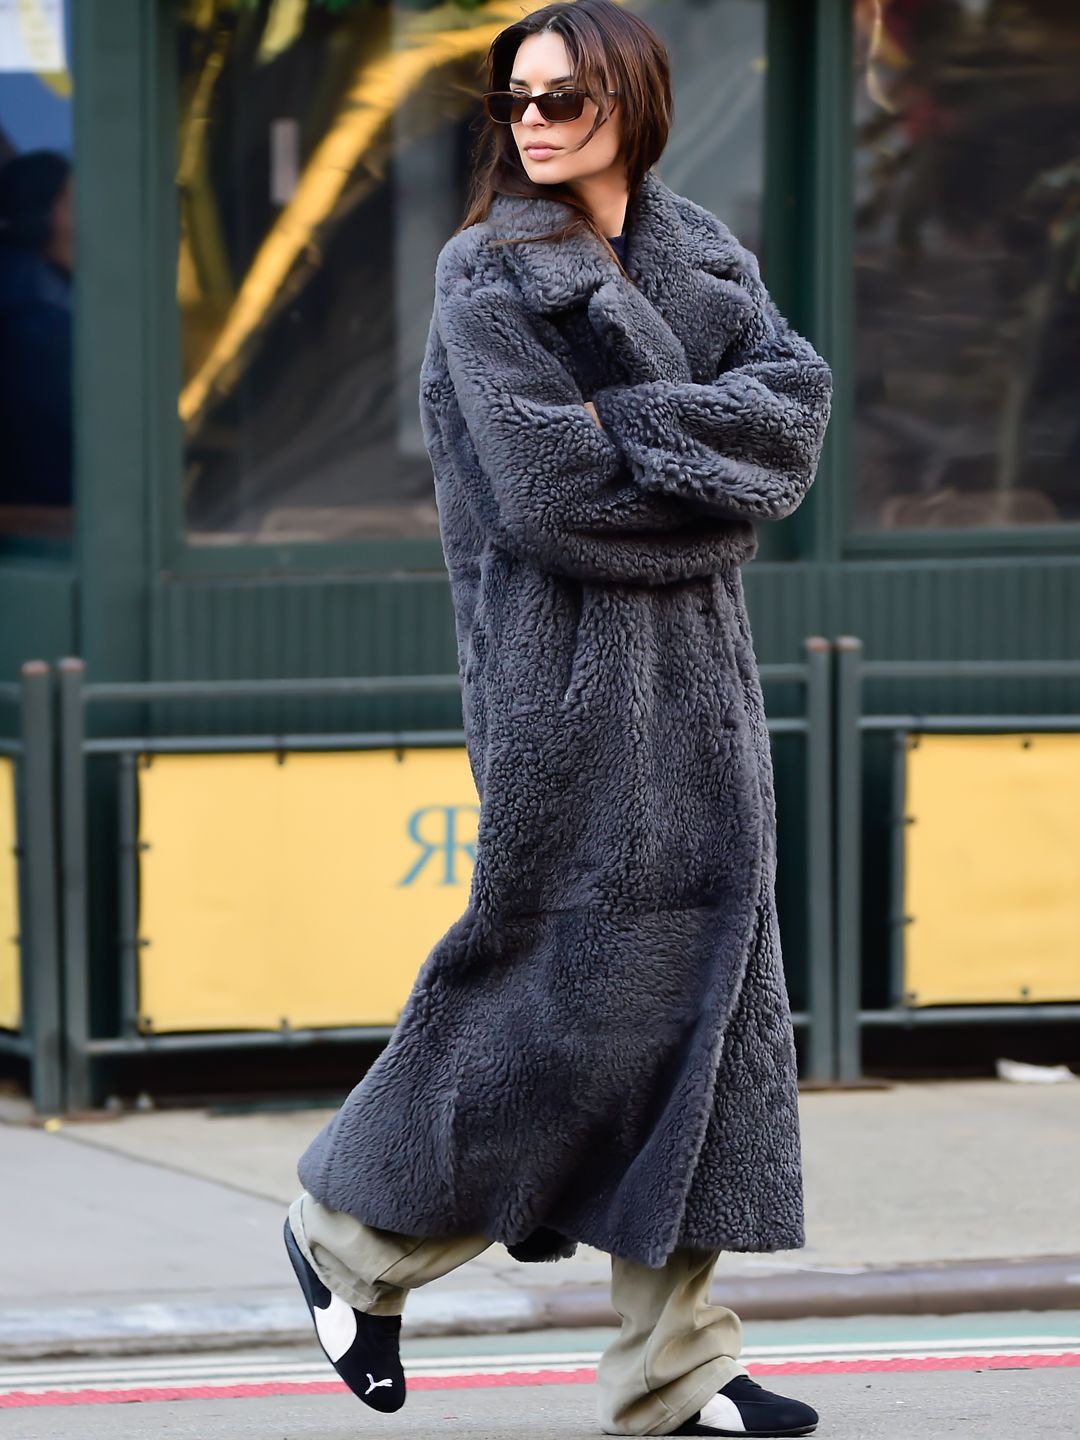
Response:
[177,0,486,545]
[852,0,1080,530]
[177,0,764,548]
[0,0,74,541]
[646,0,764,259]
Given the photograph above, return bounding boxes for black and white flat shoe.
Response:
[284,1215,406,1412]
[671,1374,818,1436]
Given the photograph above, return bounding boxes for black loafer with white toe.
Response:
[284,1215,406,1412]
[672,1374,818,1437]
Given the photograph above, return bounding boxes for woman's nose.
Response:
[519,98,548,125]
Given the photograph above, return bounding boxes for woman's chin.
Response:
[520,156,570,184]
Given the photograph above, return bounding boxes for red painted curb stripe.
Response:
[0,1370,595,1409]
[2,1353,1079,1410]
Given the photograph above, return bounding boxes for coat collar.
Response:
[485,169,757,377]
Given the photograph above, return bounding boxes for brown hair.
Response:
[456,0,673,269]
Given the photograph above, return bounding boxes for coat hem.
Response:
[297,1173,804,1270]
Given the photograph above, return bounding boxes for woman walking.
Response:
[286,1,832,1434]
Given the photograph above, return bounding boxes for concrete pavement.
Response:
[2,1078,1079,1358]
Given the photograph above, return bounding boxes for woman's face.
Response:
[507,31,623,188]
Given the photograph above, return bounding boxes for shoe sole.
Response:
[675,1427,817,1438]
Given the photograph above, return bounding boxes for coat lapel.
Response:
[485,169,760,381]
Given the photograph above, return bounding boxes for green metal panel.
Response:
[745,557,1079,667]
[153,575,456,675]
[146,557,1080,688]
[0,570,77,683]
[823,557,1080,669]
[151,574,461,739]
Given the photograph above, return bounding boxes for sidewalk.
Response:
[2,1078,1079,1358]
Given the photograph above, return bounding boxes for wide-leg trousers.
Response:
[288,1190,748,1436]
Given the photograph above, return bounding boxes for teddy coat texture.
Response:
[297,167,833,1269]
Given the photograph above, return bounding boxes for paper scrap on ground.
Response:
[995,1057,1078,1084]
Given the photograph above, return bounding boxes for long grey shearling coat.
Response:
[297,167,832,1268]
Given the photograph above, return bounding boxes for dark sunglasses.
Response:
[483,87,617,125]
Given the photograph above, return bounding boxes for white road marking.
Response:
[2,1334,1079,1397]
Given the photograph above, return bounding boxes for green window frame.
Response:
[825,0,1080,563]
[134,0,1080,582]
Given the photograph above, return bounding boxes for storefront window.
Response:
[0,0,74,542]
[852,0,1080,531]
[649,0,765,258]
[177,0,764,547]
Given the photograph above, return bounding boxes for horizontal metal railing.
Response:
[834,639,1080,1083]
[10,640,1079,1110]
[55,642,834,1109]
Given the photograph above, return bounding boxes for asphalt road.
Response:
[2,1312,1076,1438]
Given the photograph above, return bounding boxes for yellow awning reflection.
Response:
[179,3,526,427]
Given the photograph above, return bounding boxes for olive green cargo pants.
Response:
[288,1190,748,1436]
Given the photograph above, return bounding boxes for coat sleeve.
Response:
[588,269,833,525]
[427,247,753,585]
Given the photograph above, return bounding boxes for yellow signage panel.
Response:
[903,732,1080,1006]
[0,758,20,1031]
[137,749,478,1033]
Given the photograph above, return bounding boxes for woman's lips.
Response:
[524,145,560,160]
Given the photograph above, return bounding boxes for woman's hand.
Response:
[584,400,604,430]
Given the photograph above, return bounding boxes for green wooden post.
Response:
[57,658,92,1111]
[18,664,64,1114]
[803,637,835,1080]
[72,0,152,685]
[834,636,864,1082]
[808,0,855,566]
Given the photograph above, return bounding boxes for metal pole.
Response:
[834,638,864,1083]
[117,752,141,1037]
[18,663,63,1114]
[888,731,912,1007]
[803,638,835,1081]
[58,659,92,1111]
